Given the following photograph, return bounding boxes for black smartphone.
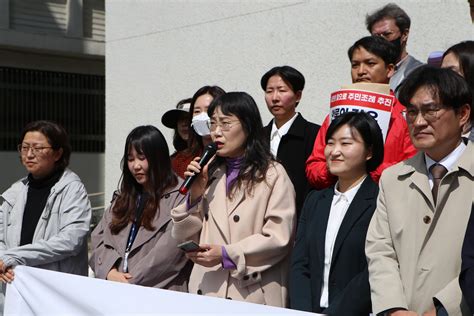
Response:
[177,240,204,252]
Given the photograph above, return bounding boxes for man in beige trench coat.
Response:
[366,66,473,316]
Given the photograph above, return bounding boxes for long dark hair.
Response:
[187,85,225,156]
[172,98,192,152]
[207,92,273,195]
[443,41,474,100]
[110,125,177,234]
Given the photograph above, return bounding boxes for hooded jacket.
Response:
[0,168,91,276]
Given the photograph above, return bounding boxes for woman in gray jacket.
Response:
[90,126,190,290]
[0,121,91,284]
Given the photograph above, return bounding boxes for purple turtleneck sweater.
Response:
[225,156,242,194]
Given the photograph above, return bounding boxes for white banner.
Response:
[5,266,317,315]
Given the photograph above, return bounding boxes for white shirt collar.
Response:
[270,112,299,139]
[424,141,467,173]
[333,176,367,204]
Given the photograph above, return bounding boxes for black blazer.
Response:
[264,113,320,218]
[460,204,474,313]
[290,176,378,315]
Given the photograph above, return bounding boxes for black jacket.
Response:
[264,113,320,218]
[290,176,377,315]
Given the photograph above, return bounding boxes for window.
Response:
[0,67,105,152]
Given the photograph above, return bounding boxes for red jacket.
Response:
[305,96,417,190]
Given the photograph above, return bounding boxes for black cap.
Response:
[161,101,191,129]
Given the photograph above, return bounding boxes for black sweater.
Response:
[20,169,63,246]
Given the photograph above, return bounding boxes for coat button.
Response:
[233,215,240,222]
[197,289,202,295]
[252,272,258,278]
[423,216,431,224]
[243,275,249,280]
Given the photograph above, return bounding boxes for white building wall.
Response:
[106,0,473,198]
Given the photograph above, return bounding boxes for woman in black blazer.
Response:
[290,112,384,315]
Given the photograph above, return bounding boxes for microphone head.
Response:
[179,186,189,195]
[205,142,218,155]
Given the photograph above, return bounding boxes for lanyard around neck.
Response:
[125,194,146,252]
[123,193,147,273]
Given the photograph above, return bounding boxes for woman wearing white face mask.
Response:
[187,86,225,158]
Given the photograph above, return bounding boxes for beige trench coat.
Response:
[366,142,474,315]
[171,162,296,307]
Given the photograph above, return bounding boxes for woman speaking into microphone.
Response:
[171,92,296,307]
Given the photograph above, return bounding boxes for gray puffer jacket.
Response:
[0,168,91,276]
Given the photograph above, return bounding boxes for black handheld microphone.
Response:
[179,142,217,195]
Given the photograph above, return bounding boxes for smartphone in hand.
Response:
[177,240,205,252]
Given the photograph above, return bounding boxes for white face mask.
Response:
[191,112,211,136]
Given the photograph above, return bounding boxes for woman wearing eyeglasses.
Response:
[171,92,296,307]
[0,121,91,295]
[90,125,191,290]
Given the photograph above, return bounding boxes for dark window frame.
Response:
[0,66,105,153]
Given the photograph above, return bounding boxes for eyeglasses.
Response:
[207,120,241,132]
[17,144,52,156]
[402,106,444,123]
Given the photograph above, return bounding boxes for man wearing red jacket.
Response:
[306,36,416,189]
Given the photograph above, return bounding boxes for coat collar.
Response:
[105,204,172,255]
[104,186,184,255]
[209,164,247,216]
[398,152,434,209]
[455,141,474,176]
[129,200,172,253]
[314,187,335,263]
[330,177,378,266]
[397,141,474,211]
[1,169,77,207]
[205,166,231,243]
[264,113,307,139]
[204,164,249,243]
[284,113,306,138]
